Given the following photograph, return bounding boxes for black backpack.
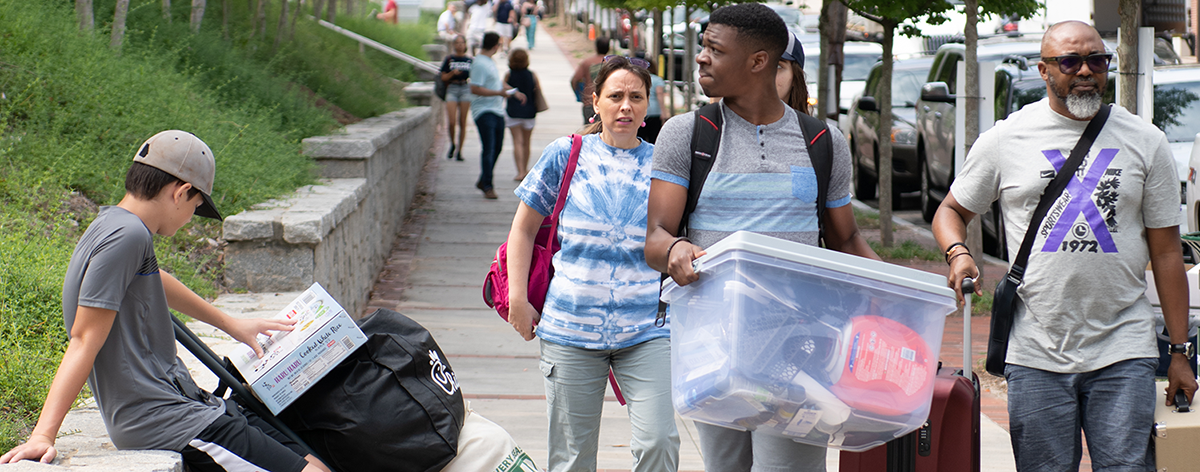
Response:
[277,309,466,472]
[655,103,834,325]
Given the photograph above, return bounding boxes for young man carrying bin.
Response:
[644,3,878,470]
[0,130,330,472]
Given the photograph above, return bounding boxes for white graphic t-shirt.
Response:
[952,99,1181,373]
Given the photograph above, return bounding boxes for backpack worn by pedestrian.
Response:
[277,309,466,472]
[655,102,833,326]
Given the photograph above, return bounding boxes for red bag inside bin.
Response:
[829,315,936,417]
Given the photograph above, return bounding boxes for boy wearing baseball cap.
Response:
[1,131,330,472]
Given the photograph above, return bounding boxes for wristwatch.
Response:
[1169,342,1194,357]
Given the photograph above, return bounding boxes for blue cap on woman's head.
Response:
[781,32,804,68]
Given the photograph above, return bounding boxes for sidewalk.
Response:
[192,23,1020,471]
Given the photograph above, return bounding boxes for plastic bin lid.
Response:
[670,231,955,299]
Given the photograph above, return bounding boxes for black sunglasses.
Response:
[1042,53,1113,75]
[604,55,651,70]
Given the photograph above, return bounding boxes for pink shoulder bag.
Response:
[482,134,581,320]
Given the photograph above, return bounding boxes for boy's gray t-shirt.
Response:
[951,99,1180,373]
[651,101,854,250]
[62,206,223,451]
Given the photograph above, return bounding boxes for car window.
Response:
[940,53,961,92]
[803,45,819,84]
[994,72,1012,119]
[1154,81,1200,142]
[1010,79,1046,115]
[844,53,881,81]
[864,66,881,98]
[892,69,926,106]
[928,52,946,82]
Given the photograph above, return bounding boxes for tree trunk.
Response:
[665,7,674,115]
[289,0,301,41]
[77,0,94,32]
[250,0,265,38]
[963,0,983,274]
[163,0,171,23]
[223,0,229,40]
[191,0,206,33]
[326,0,336,23]
[110,0,129,50]
[1118,0,1140,112]
[313,0,325,21]
[259,0,269,36]
[818,0,832,121]
[818,0,847,121]
[878,21,895,247]
[653,9,663,93]
[274,0,289,52]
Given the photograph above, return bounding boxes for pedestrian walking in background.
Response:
[570,37,609,125]
[504,49,541,181]
[645,5,878,471]
[470,32,525,199]
[494,0,516,52]
[437,2,460,43]
[520,0,539,49]
[506,56,680,472]
[375,0,398,24]
[466,0,491,55]
[441,35,473,162]
[636,55,670,144]
[933,21,1198,472]
[776,32,810,115]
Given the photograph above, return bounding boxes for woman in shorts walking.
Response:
[504,49,540,180]
[441,35,473,161]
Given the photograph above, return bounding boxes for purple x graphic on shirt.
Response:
[1040,148,1120,253]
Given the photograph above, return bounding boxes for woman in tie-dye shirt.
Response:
[505,56,680,472]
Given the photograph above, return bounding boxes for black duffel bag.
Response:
[278,309,465,472]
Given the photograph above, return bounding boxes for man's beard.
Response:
[1050,74,1103,118]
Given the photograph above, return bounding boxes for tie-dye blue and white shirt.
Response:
[515,134,668,350]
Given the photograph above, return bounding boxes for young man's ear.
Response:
[749,50,771,75]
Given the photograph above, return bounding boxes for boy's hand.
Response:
[225,318,296,358]
[1,436,57,464]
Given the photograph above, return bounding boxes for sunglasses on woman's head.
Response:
[604,55,651,70]
[1042,53,1113,75]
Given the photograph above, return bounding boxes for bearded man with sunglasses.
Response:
[933,21,1198,471]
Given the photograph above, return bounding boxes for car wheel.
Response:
[920,158,937,223]
[855,142,877,201]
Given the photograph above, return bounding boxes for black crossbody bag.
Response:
[985,104,1110,376]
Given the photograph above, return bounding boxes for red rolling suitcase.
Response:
[840,278,981,472]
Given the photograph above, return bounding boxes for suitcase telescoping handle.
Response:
[171,316,318,458]
[961,277,975,377]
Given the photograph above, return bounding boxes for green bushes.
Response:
[104,0,436,119]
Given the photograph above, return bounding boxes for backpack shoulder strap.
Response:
[658,103,723,328]
[797,112,833,246]
[682,102,723,235]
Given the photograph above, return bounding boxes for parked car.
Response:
[1153,67,1200,234]
[839,42,884,114]
[850,57,934,203]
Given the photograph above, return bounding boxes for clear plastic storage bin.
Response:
[661,231,958,452]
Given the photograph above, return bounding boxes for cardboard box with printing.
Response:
[230,282,367,414]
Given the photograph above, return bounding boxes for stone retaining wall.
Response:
[223,107,435,317]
